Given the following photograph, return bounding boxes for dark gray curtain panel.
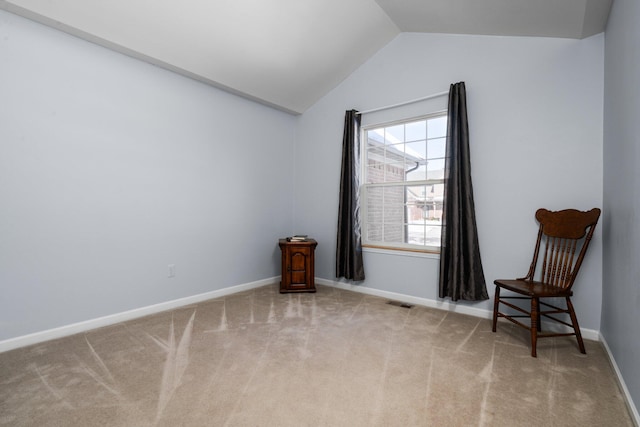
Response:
[439,83,488,301]
[336,110,365,281]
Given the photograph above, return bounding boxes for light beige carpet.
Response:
[0,284,634,426]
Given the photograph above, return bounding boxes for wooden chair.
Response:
[492,208,601,357]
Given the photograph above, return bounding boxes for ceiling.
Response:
[0,0,613,114]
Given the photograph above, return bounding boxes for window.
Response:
[362,113,447,252]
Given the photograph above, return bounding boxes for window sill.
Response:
[362,245,440,259]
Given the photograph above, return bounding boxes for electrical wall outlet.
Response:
[168,264,176,278]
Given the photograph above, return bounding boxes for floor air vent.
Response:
[386,300,414,309]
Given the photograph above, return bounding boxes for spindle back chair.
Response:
[492,208,601,357]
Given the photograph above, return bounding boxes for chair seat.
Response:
[494,279,573,298]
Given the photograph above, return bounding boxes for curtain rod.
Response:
[356,90,449,115]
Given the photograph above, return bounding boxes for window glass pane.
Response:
[423,188,443,220]
[406,224,426,245]
[405,185,426,221]
[366,159,384,184]
[367,187,383,222]
[367,223,382,242]
[425,224,442,247]
[427,158,445,180]
[383,162,406,182]
[405,120,426,142]
[386,143,405,158]
[406,185,428,246]
[383,186,404,225]
[405,164,426,181]
[405,140,426,161]
[385,125,404,144]
[428,183,445,209]
[403,156,419,168]
[428,116,447,138]
[366,143,385,157]
[366,131,386,184]
[427,137,446,159]
[405,184,426,203]
[368,128,385,144]
[383,223,403,243]
[384,143,405,182]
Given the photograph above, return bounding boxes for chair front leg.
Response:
[566,297,586,354]
[492,286,501,332]
[530,297,539,357]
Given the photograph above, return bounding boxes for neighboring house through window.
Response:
[362,113,447,252]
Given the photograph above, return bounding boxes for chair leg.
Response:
[530,297,539,357]
[492,286,500,332]
[566,297,586,354]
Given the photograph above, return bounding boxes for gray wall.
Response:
[294,32,605,330]
[602,0,640,414]
[0,10,296,341]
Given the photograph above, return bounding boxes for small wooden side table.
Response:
[278,238,318,293]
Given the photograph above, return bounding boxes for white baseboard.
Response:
[0,276,600,350]
[316,277,492,318]
[315,278,600,341]
[600,334,640,426]
[0,277,277,353]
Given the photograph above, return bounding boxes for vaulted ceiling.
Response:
[0,0,613,114]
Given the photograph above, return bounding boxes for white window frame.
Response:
[360,111,447,254]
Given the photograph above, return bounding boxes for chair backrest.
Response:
[523,208,601,289]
